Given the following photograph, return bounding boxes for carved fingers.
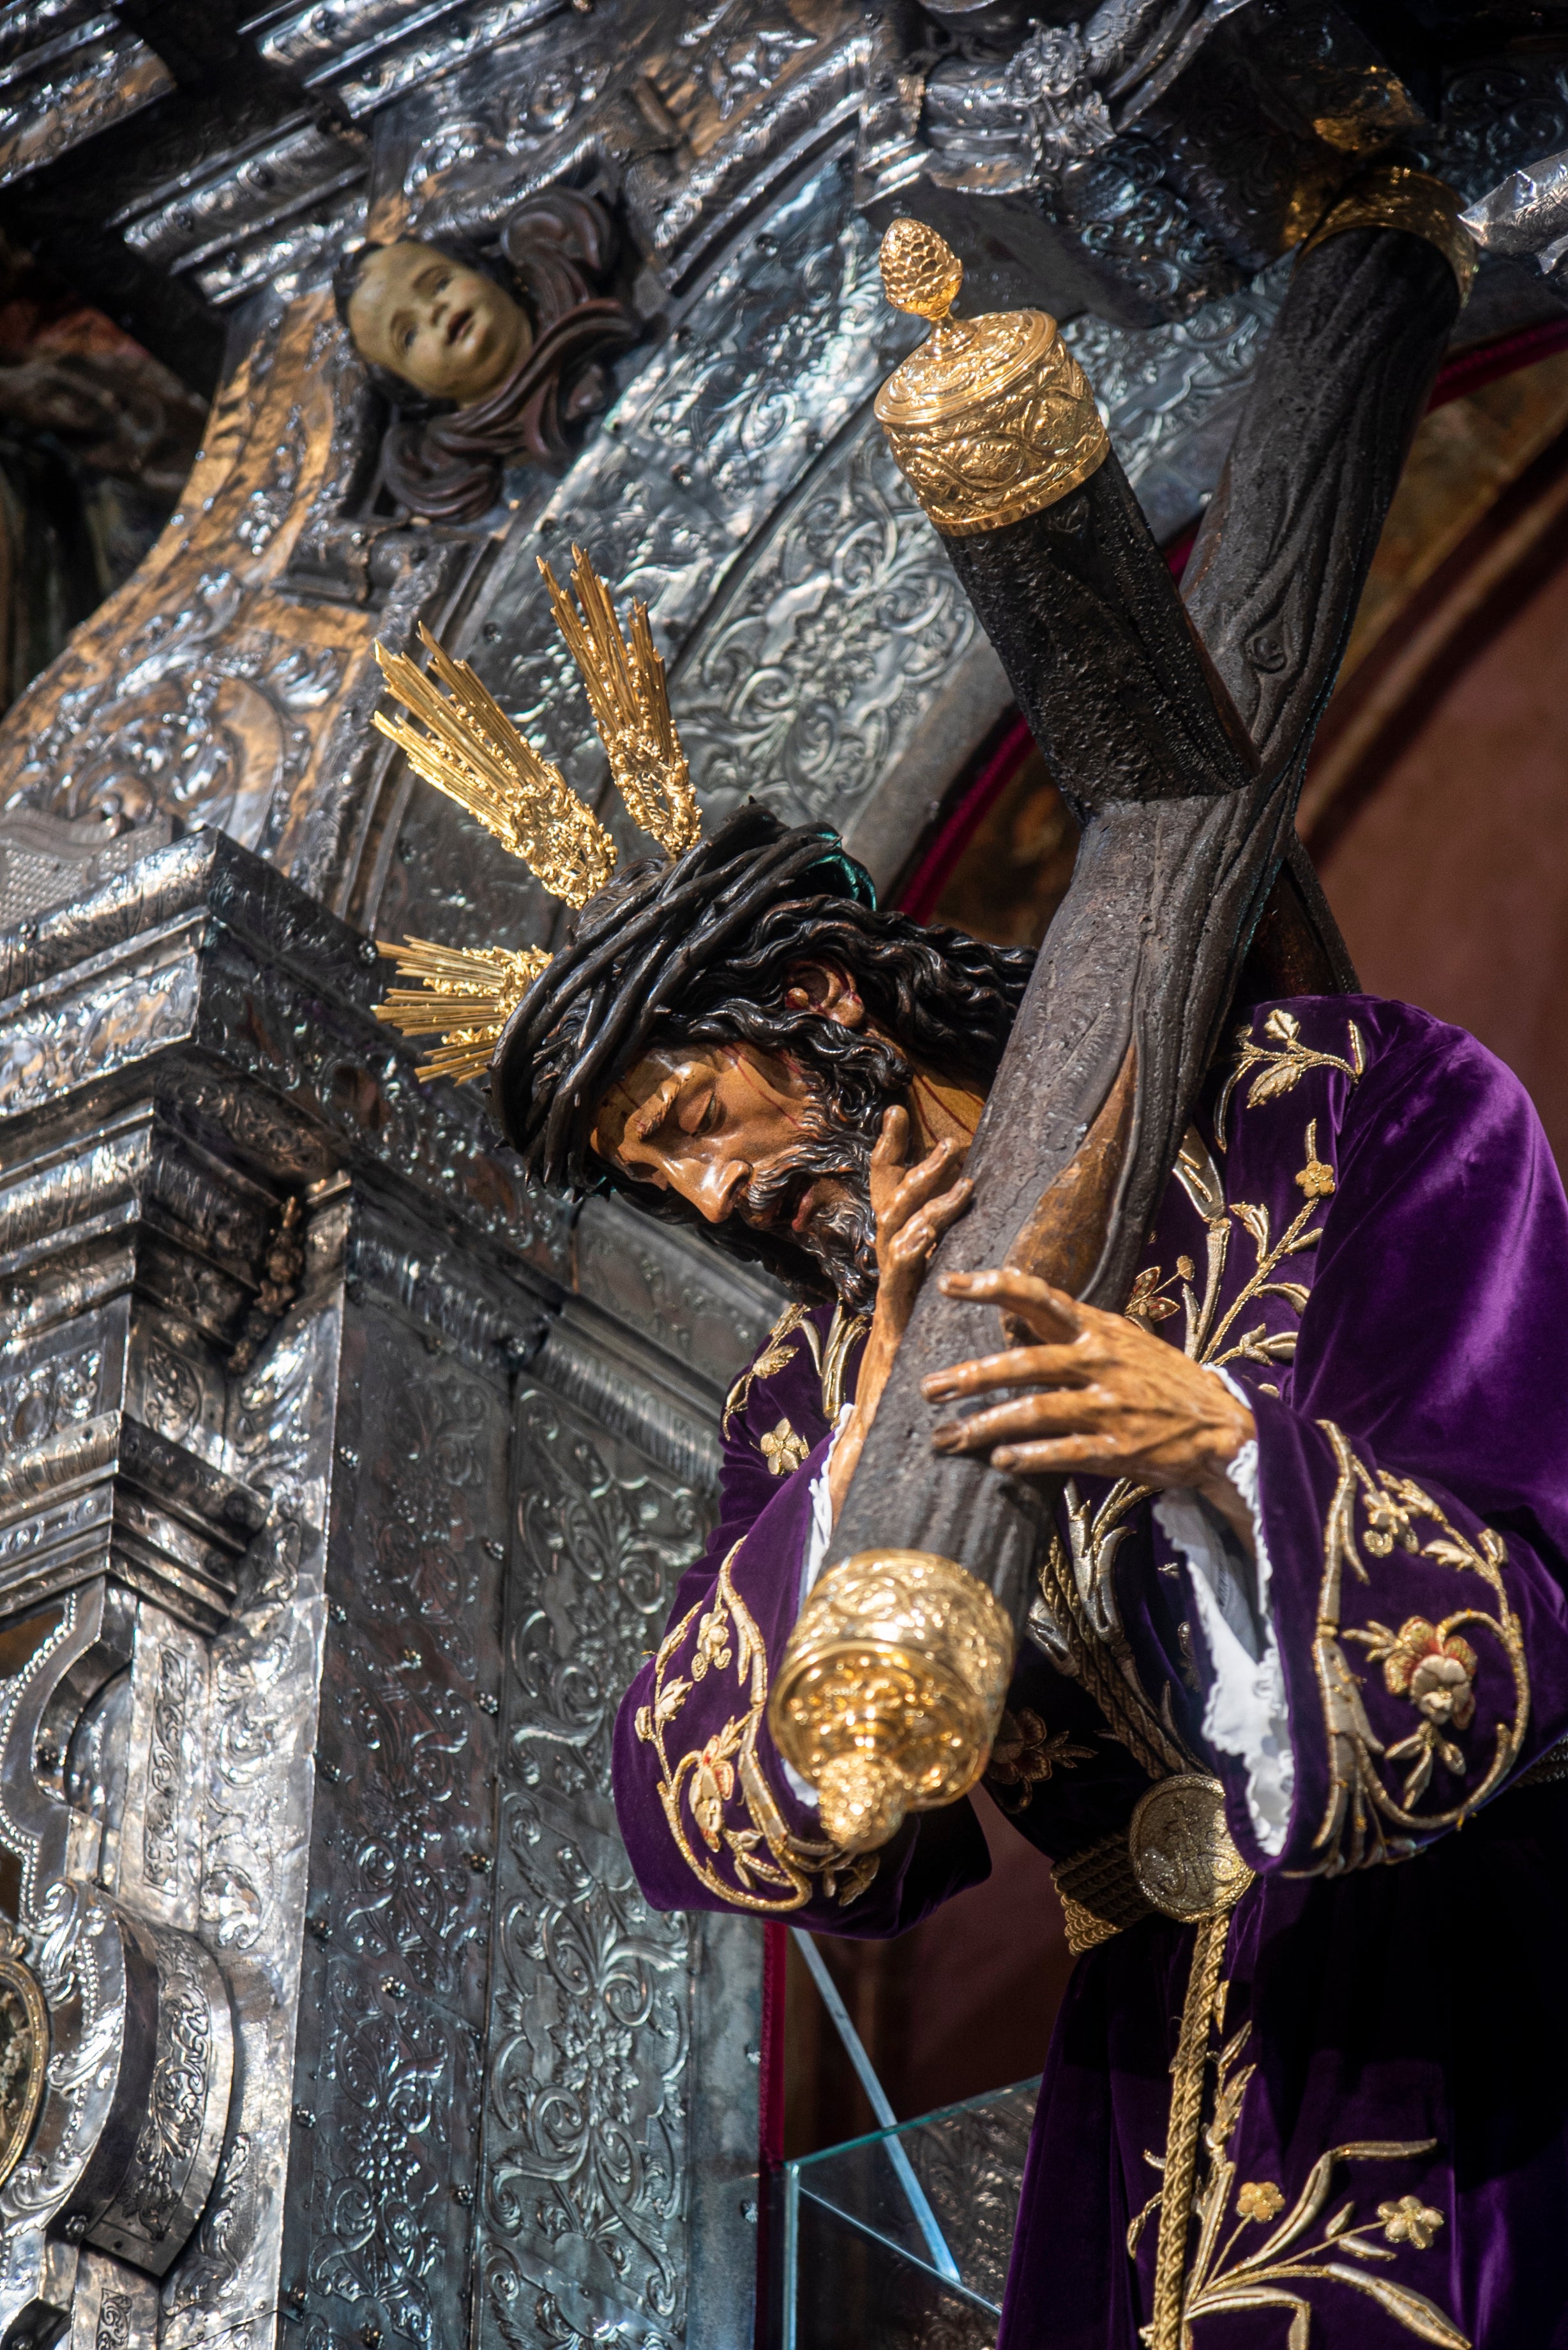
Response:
[871,1112,973,1314]
[921,1265,1255,1505]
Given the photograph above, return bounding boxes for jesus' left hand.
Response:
[920,1266,1256,1550]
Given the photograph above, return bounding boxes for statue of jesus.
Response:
[371,160,1567,2350]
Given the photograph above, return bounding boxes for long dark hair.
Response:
[491,805,1033,1296]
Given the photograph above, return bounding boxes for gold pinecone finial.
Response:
[879,218,963,323]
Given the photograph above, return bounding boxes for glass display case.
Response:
[780,2076,1041,2348]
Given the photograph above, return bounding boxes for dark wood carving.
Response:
[833,225,1461,1621]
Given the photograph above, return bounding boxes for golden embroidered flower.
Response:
[1126,1266,1180,1324]
[761,1417,810,1476]
[1378,2194,1444,2250]
[985,1708,1094,1811]
[691,1734,737,1850]
[1237,2179,1285,2222]
[1361,1480,1419,1556]
[692,1604,732,1681]
[1295,1155,1335,1198]
[1382,1617,1477,1729]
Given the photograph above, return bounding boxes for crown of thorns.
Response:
[369,550,875,1183]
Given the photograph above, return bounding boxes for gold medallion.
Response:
[1128,1773,1254,1922]
[0,1946,47,2190]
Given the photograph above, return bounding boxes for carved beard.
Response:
[741,1106,882,1315]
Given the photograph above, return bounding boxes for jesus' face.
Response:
[587,963,985,1308]
[591,1039,884,1303]
[347,241,531,404]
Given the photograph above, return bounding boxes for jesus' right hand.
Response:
[827,1107,972,1520]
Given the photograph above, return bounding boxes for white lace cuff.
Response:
[1152,1366,1293,1855]
[783,1405,855,1810]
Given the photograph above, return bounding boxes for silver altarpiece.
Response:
[0,2,1561,2344]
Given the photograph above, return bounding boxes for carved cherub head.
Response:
[339,239,531,407]
[330,191,639,523]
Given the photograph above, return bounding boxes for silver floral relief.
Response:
[672,413,976,831]
[1435,55,1568,204]
[0,1337,105,1450]
[1062,258,1292,538]
[141,1647,192,1903]
[479,1383,706,2350]
[192,937,571,1284]
[1,566,345,848]
[117,1609,209,1930]
[301,1957,479,2347]
[87,1919,234,2278]
[393,144,919,947]
[167,1235,346,2350]
[0,1598,87,1924]
[283,1301,506,2350]
[0,944,200,1123]
[572,1198,778,1397]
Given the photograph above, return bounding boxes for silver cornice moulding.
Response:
[0,11,172,192]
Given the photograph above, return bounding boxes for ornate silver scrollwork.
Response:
[0,1881,232,2340]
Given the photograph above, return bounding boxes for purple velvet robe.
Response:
[611,996,1568,2349]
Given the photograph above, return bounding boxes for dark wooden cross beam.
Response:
[829,201,1465,1630]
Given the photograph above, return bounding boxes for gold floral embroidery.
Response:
[1131,1987,1470,2349]
[1295,1122,1336,1198]
[760,1418,810,1476]
[1346,1616,1478,1805]
[692,1600,732,1678]
[1029,1482,1195,1782]
[820,1301,871,1422]
[634,1543,881,1914]
[1127,1263,1184,1325]
[721,1302,868,1452]
[984,1707,1094,1812]
[691,1732,737,1848]
[1380,2197,1445,2252]
[1175,1121,1334,1376]
[721,1303,819,1435]
[1306,1427,1529,1874]
[1215,1007,1365,1149]
[1059,1120,1339,1776]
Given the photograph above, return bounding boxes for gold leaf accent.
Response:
[1214,1013,1363,1148]
[873,220,1108,536]
[1301,163,1477,303]
[770,1549,1015,1853]
[721,1303,815,1436]
[1307,1430,1528,1874]
[540,544,700,858]
[374,936,552,1085]
[878,215,965,321]
[760,1418,810,1477]
[634,1546,884,1914]
[372,626,615,907]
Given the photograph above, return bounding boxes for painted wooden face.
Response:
[347,241,531,404]
[593,1042,829,1231]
